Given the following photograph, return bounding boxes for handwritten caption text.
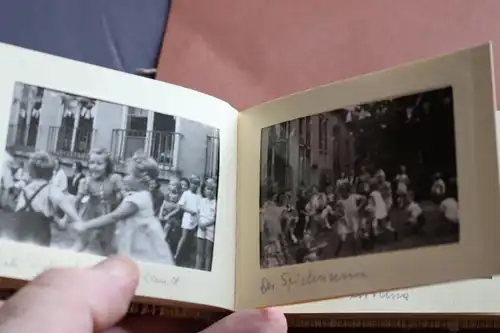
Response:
[0,255,180,288]
[260,270,368,295]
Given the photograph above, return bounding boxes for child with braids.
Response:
[73,154,175,265]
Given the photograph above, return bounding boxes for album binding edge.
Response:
[2,289,500,329]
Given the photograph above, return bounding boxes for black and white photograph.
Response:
[259,86,459,269]
[0,82,220,271]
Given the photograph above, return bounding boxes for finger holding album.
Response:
[0,42,499,317]
[0,256,287,333]
[0,256,139,333]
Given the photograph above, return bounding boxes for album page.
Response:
[235,43,500,309]
[280,278,500,314]
[0,43,239,310]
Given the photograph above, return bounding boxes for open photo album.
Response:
[0,42,499,312]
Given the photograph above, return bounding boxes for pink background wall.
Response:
[158,0,500,110]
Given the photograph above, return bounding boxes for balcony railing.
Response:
[110,129,181,170]
[47,125,95,160]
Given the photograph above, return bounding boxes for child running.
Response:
[73,154,175,265]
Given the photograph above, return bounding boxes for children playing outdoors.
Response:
[259,164,458,268]
[72,154,175,266]
[0,147,220,270]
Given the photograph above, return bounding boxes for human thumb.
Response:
[201,308,288,333]
[0,256,139,333]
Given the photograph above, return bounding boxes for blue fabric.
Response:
[0,0,169,73]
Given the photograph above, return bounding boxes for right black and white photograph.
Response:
[259,86,459,269]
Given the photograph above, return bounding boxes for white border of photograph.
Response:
[0,43,238,310]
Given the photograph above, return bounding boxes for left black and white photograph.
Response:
[0,82,221,271]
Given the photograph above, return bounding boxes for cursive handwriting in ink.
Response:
[349,292,409,301]
[0,255,182,290]
[260,277,275,295]
[280,270,368,293]
[141,272,180,287]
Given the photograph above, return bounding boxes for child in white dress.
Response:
[369,181,398,241]
[394,165,410,208]
[195,179,217,271]
[73,155,175,266]
[333,183,365,257]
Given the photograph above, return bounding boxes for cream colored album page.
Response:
[236,43,500,309]
[281,278,500,314]
[0,43,238,310]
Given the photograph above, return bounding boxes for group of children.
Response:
[260,165,460,268]
[157,174,217,271]
[0,148,218,271]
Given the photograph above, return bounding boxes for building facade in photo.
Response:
[6,84,219,183]
[260,112,355,194]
